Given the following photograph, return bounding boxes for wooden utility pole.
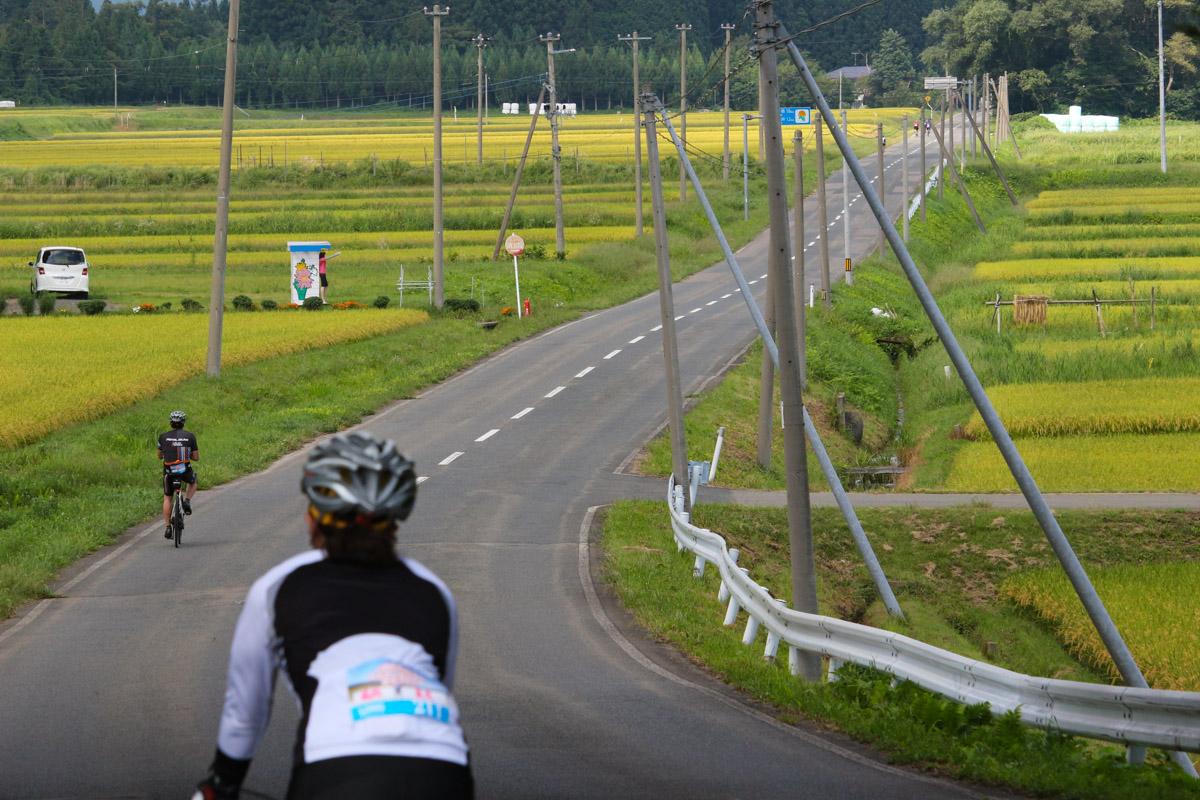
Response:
[755,0,819,681]
[542,32,567,254]
[938,92,946,199]
[677,23,692,201]
[722,23,736,181]
[756,274,776,468]
[814,114,831,309]
[206,0,240,377]
[425,5,448,308]
[920,108,927,222]
[113,68,118,120]
[619,32,651,235]
[983,72,990,151]
[475,34,491,166]
[643,94,690,511]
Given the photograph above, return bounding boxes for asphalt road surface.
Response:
[0,124,1009,799]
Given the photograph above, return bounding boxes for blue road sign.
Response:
[780,107,812,125]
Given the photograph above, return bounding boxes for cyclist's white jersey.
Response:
[217,549,468,767]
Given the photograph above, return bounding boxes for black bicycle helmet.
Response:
[301,432,417,524]
[169,410,187,425]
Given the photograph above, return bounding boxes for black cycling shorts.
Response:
[286,755,473,800]
[162,466,196,496]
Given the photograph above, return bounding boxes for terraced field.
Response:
[940,185,1200,492]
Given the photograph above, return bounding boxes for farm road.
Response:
[0,121,1022,799]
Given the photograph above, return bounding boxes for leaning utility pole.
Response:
[722,23,737,181]
[206,0,240,377]
[542,32,567,254]
[491,83,547,260]
[755,0,819,681]
[677,23,692,200]
[475,34,491,166]
[425,5,448,308]
[643,93,690,511]
[619,32,651,235]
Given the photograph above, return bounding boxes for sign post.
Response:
[779,107,812,126]
[287,240,331,304]
[504,233,525,318]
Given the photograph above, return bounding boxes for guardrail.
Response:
[667,477,1200,753]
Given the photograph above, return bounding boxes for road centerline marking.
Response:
[511,407,534,419]
[604,350,621,359]
[545,386,566,398]
[628,335,645,344]
[475,429,499,442]
[439,452,463,466]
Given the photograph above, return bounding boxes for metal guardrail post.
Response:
[654,105,904,620]
[776,23,1199,778]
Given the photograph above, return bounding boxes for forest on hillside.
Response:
[2,0,1200,119]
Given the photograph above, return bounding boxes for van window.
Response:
[45,249,85,266]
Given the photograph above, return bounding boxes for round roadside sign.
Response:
[505,234,525,256]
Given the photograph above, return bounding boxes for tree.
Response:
[866,29,916,105]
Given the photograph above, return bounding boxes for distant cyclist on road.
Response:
[194,432,473,800]
[158,410,198,539]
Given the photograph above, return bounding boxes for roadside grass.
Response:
[600,500,1200,796]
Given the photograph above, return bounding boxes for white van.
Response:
[30,246,90,298]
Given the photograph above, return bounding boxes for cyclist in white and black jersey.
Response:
[159,410,198,539]
[194,433,472,800]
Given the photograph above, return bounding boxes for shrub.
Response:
[373,295,390,309]
[37,294,55,316]
[524,243,547,259]
[302,296,324,311]
[18,293,35,316]
[160,302,173,310]
[78,299,107,316]
[260,299,278,310]
[232,294,255,311]
[181,298,203,311]
[444,298,480,313]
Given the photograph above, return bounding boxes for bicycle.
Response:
[167,476,186,548]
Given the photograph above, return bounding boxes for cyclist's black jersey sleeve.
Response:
[217,550,467,768]
[158,430,198,465]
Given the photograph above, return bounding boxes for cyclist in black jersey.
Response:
[159,410,199,539]
[194,432,473,800]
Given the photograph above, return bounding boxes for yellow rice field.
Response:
[963,377,1200,440]
[0,309,426,449]
[1003,562,1200,691]
[943,432,1200,492]
[975,256,1200,281]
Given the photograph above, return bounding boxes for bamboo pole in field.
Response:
[1093,288,1107,338]
[1151,286,1156,329]
[1130,278,1138,329]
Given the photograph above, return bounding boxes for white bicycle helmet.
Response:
[169,410,187,425]
[301,433,417,524]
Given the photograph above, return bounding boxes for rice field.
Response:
[0,308,426,449]
[939,165,1200,492]
[1003,562,1200,691]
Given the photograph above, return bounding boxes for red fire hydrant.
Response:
[523,299,531,317]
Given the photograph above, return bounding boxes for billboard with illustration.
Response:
[288,240,331,304]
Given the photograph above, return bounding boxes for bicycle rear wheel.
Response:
[173,492,184,548]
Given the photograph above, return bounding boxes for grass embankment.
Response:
[0,151,768,620]
[602,501,1200,797]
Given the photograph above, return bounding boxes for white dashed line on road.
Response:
[629,335,645,344]
[721,293,732,299]
[439,452,463,466]
[545,386,566,398]
[706,300,718,306]
[689,308,702,314]
[511,407,534,419]
[475,429,499,442]
[416,476,429,484]
[576,366,595,377]
[604,349,622,359]
[652,324,663,331]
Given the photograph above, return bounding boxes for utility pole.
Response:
[619,32,651,234]
[542,32,570,254]
[643,93,690,511]
[876,123,885,259]
[677,23,692,200]
[755,0,819,681]
[475,33,491,166]
[206,0,239,377]
[1159,0,1167,173]
[425,5,448,308]
[902,114,909,243]
[920,108,927,222]
[814,113,831,309]
[841,108,850,286]
[938,92,946,199]
[793,129,805,381]
[722,23,736,181]
[491,84,547,260]
[113,68,118,120]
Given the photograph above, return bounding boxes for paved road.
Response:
[0,123,1015,799]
